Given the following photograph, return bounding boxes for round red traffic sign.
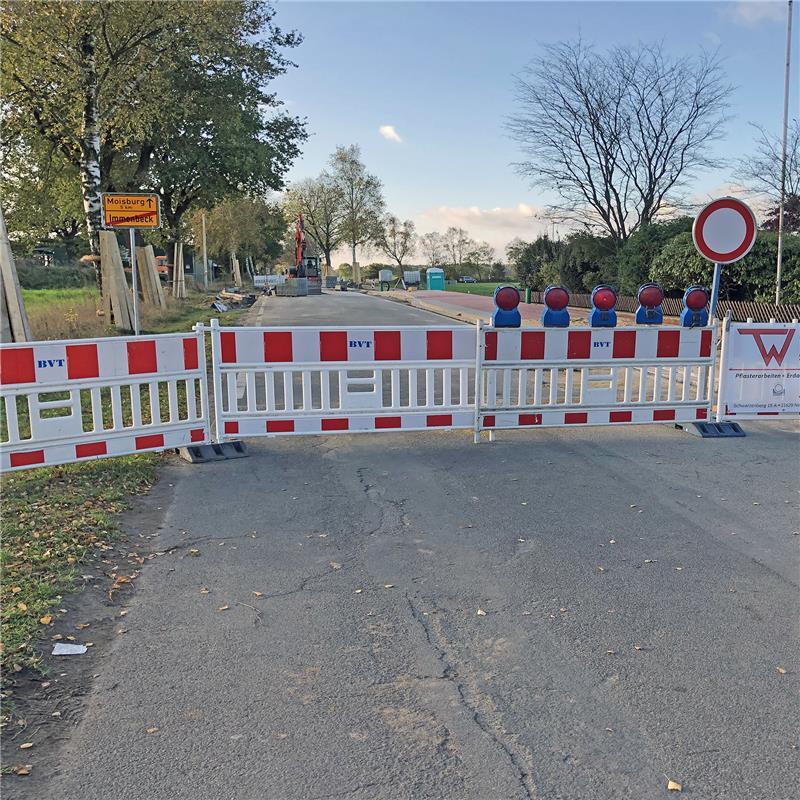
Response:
[692,197,757,264]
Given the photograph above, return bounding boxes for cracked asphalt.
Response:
[27,292,800,800]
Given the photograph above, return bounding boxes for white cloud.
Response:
[727,1,785,26]
[379,125,403,143]
[704,31,722,46]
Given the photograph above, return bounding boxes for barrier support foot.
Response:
[675,421,746,439]
[177,441,249,463]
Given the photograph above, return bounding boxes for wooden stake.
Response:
[0,206,32,342]
[100,231,134,330]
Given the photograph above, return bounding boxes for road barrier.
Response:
[209,319,477,438]
[475,323,716,438]
[0,327,209,472]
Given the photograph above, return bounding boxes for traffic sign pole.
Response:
[709,261,722,319]
[129,228,140,336]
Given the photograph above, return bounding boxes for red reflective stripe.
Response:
[127,340,158,374]
[135,433,164,450]
[657,330,680,358]
[696,408,708,420]
[519,413,542,426]
[266,420,294,432]
[375,416,402,429]
[483,415,496,427]
[10,450,45,467]
[322,418,349,431]
[613,331,636,359]
[75,441,107,458]
[190,428,205,442]
[700,329,712,357]
[224,421,239,434]
[66,344,99,379]
[653,409,676,421]
[565,412,588,424]
[427,331,452,360]
[567,331,591,359]
[520,331,545,360]
[375,331,401,360]
[426,414,452,426]
[220,332,237,363]
[484,331,497,361]
[609,411,632,423]
[182,337,199,370]
[0,348,35,385]
[264,331,293,362]
[319,331,348,361]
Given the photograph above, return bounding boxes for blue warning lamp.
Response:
[636,283,665,325]
[541,285,570,327]
[589,285,618,327]
[680,286,710,327]
[492,285,522,328]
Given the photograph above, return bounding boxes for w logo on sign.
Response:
[737,328,796,366]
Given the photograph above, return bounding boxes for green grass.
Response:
[1,456,158,673]
[21,287,99,309]
[444,282,520,297]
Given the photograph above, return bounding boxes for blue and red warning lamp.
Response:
[541,285,570,327]
[589,285,617,327]
[491,285,522,328]
[680,286,710,327]
[635,282,665,325]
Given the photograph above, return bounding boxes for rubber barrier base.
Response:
[177,441,248,463]
[675,421,746,438]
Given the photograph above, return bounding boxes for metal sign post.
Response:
[129,228,140,336]
[709,261,722,319]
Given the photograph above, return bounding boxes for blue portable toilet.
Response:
[426,267,445,291]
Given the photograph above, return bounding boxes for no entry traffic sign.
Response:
[692,197,757,264]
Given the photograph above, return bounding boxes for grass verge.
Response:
[444,282,520,297]
[1,455,158,673]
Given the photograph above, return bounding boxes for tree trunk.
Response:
[79,31,103,285]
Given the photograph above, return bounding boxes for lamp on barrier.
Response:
[635,282,665,325]
[541,285,570,327]
[680,286,710,327]
[589,285,617,327]
[492,285,522,328]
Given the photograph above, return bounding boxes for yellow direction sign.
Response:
[102,193,161,229]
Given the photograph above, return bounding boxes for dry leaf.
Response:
[667,779,682,792]
[353,588,363,594]
[188,548,200,557]
[634,645,643,651]
[608,539,616,544]
[16,602,28,612]
[39,615,52,625]
[330,562,342,571]
[476,608,487,616]
[14,765,31,776]
[606,650,616,655]
[252,591,263,598]
[218,605,229,611]
[776,666,787,675]
[75,623,91,629]
[597,566,605,572]
[119,610,128,616]
[644,559,656,564]
[559,607,568,613]
[19,742,33,750]
[146,727,159,734]
[383,584,394,589]
[199,587,210,594]
[11,586,21,594]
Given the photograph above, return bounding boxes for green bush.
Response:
[16,264,96,290]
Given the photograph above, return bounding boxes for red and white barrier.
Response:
[209,320,477,438]
[0,328,209,472]
[476,323,717,438]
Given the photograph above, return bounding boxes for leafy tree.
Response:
[506,235,562,289]
[419,231,445,267]
[650,231,800,303]
[443,227,472,271]
[614,217,693,294]
[557,232,616,291]
[337,263,352,280]
[329,145,384,281]
[509,41,730,241]
[489,262,506,281]
[463,241,494,281]
[376,216,417,268]
[763,195,800,234]
[284,174,346,274]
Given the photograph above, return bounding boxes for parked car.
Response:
[458,276,477,283]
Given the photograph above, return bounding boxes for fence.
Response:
[523,291,800,323]
[0,327,209,472]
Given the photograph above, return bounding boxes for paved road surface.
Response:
[21,292,800,800]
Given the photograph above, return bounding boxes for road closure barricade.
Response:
[0,327,209,472]
[475,323,716,438]
[208,318,477,439]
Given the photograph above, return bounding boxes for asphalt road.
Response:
[21,292,800,800]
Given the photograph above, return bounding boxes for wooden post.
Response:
[99,231,134,330]
[172,241,186,299]
[0,207,32,342]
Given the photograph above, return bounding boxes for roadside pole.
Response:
[202,212,209,290]
[775,0,794,305]
[709,261,721,319]
[129,228,140,335]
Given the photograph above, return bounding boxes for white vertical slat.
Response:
[549,368,558,405]
[246,371,257,412]
[130,383,143,428]
[532,368,542,406]
[301,370,313,411]
[409,369,418,409]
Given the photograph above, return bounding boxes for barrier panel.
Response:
[716,319,800,420]
[475,323,717,436]
[0,327,209,472]
[209,319,477,438]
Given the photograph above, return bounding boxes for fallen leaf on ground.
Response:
[559,607,568,613]
[39,615,52,625]
[14,764,31,776]
[667,779,682,792]
[199,587,210,594]
[75,623,90,629]
[218,605,229,611]
[353,589,363,594]
[634,645,643,651]
[476,608,487,616]
[776,666,787,675]
[19,742,33,750]
[597,566,605,572]
[146,727,159,734]
[252,591,263,598]
[330,562,342,570]
[644,559,656,564]
[383,584,394,589]
[188,549,200,556]
[16,602,28,611]
[11,586,21,594]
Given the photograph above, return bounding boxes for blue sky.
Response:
[272,1,797,257]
